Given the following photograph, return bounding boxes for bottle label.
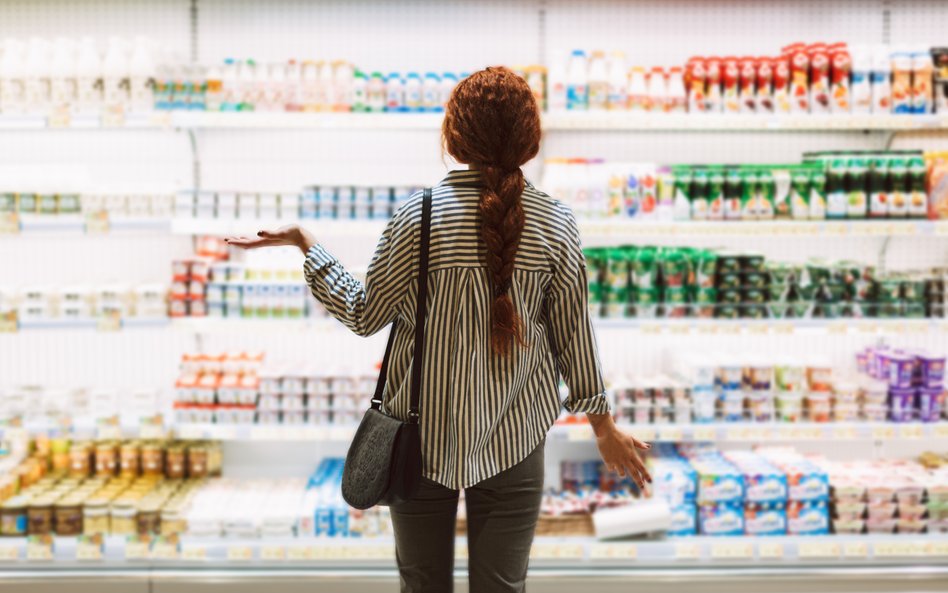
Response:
[567,84,588,110]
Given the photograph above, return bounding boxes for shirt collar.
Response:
[437,168,535,190]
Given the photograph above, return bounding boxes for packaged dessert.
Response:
[685,57,707,113]
[911,51,933,114]
[755,57,774,113]
[829,43,852,112]
[738,57,757,113]
[705,57,723,112]
[786,44,810,112]
[773,55,791,113]
[722,57,740,113]
[892,52,913,114]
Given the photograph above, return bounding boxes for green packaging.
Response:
[689,168,709,220]
[724,169,743,220]
[740,169,759,221]
[809,169,827,219]
[789,167,811,220]
[633,248,659,290]
[708,169,725,220]
[846,158,868,218]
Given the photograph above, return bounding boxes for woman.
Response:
[227,66,651,593]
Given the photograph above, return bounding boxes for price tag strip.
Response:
[76,534,104,561]
[26,535,54,561]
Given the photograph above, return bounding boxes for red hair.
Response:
[442,67,541,355]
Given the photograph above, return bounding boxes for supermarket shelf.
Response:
[553,422,948,444]
[170,217,948,239]
[0,535,945,570]
[15,318,170,331]
[8,420,944,444]
[9,215,170,234]
[4,112,948,132]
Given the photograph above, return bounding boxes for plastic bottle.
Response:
[188,63,207,110]
[259,62,283,112]
[666,67,686,113]
[870,46,892,114]
[351,70,368,112]
[606,51,627,110]
[0,39,25,113]
[627,67,647,111]
[441,72,459,107]
[316,60,333,111]
[422,72,442,112]
[128,36,154,112]
[332,61,353,112]
[238,59,257,111]
[891,50,913,114]
[385,72,404,112]
[850,44,872,114]
[284,60,301,112]
[24,37,51,115]
[566,50,588,110]
[404,73,423,112]
[49,38,76,112]
[647,67,667,112]
[75,37,102,115]
[547,58,567,112]
[911,50,933,114]
[587,51,608,110]
[101,37,129,111]
[205,63,223,111]
[300,61,319,112]
[368,72,386,112]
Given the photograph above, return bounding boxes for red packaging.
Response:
[828,42,851,112]
[722,56,740,113]
[755,57,774,113]
[738,56,757,113]
[787,43,810,112]
[808,42,831,113]
[772,55,791,113]
[705,57,723,112]
[685,57,707,113]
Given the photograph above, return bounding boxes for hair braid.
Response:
[442,66,541,355]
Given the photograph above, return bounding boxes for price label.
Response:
[934,424,948,439]
[0,212,20,235]
[530,543,581,560]
[96,311,122,332]
[873,542,926,558]
[151,541,180,560]
[589,543,637,560]
[227,546,253,561]
[658,427,683,442]
[0,317,17,333]
[693,426,717,441]
[181,545,206,561]
[176,424,204,440]
[675,543,701,560]
[798,542,840,559]
[567,425,593,441]
[125,538,151,560]
[635,427,656,442]
[899,425,924,439]
[26,536,53,561]
[797,426,823,440]
[260,545,285,561]
[711,542,753,560]
[872,426,896,441]
[832,426,857,440]
[641,323,662,335]
[286,545,311,561]
[84,210,110,234]
[759,542,784,559]
[772,323,794,335]
[748,323,769,335]
[843,542,868,558]
[102,106,126,127]
[827,322,848,335]
[929,542,948,557]
[0,546,19,561]
[76,535,103,561]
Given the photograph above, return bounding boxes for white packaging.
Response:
[404,72,422,111]
[385,72,404,112]
[216,191,237,219]
[0,39,26,113]
[75,37,102,114]
[196,191,215,219]
[587,50,608,110]
[627,67,647,111]
[666,67,686,113]
[566,50,588,110]
[332,61,353,111]
[101,37,129,110]
[237,192,258,219]
[279,192,301,219]
[422,72,441,112]
[647,68,667,112]
[606,51,627,110]
[547,59,567,112]
[592,499,672,540]
[49,38,77,111]
[850,44,872,114]
[24,37,51,115]
[258,192,279,219]
[316,60,333,111]
[871,45,892,114]
[128,36,154,112]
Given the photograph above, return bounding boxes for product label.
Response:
[567,84,588,110]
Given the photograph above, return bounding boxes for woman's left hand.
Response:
[225,224,316,254]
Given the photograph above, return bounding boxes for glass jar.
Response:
[0,496,28,536]
[140,442,164,477]
[95,442,119,477]
[68,442,92,478]
[165,447,186,480]
[186,446,207,478]
[120,442,141,477]
[109,502,137,536]
[53,499,83,536]
[27,497,55,535]
[136,502,161,535]
[83,500,110,536]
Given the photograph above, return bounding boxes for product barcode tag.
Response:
[0,212,20,234]
[589,543,637,560]
[675,543,701,560]
[96,311,122,332]
[0,546,19,561]
[260,545,285,561]
[26,535,53,561]
[84,210,110,234]
[759,542,784,559]
[125,535,151,560]
[798,541,839,559]
[711,542,753,559]
[0,311,17,333]
[227,546,253,561]
[76,535,103,561]
[47,106,71,128]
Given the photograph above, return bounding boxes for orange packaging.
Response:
[772,55,791,113]
[829,42,852,112]
[926,151,948,219]
[722,56,740,113]
[738,57,757,113]
[785,43,810,113]
[685,57,707,113]
[808,43,831,113]
[755,57,774,113]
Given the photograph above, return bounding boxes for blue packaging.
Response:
[699,502,744,536]
[787,500,830,535]
[745,502,787,536]
[667,503,698,536]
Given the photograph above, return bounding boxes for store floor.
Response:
[3,568,948,593]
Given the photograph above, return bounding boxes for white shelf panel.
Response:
[169,218,947,239]
[0,535,944,570]
[3,112,947,133]
[553,422,948,444]
[10,216,170,234]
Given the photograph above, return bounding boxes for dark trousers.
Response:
[389,440,545,593]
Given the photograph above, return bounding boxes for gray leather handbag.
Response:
[341,189,431,510]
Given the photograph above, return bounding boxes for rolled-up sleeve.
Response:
[543,210,610,415]
[303,205,416,337]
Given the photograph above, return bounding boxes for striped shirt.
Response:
[303,169,610,489]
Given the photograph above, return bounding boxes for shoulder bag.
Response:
[341,188,432,510]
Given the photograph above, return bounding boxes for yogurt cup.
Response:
[888,388,916,422]
[918,387,943,422]
[918,353,946,387]
[887,354,915,389]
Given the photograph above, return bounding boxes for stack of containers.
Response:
[611,378,693,425]
[648,447,698,536]
[860,345,946,422]
[679,446,746,536]
[759,449,831,535]
[726,451,789,535]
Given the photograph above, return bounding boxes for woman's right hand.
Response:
[589,414,652,489]
[225,224,316,254]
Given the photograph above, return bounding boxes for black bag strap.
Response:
[370,188,432,425]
